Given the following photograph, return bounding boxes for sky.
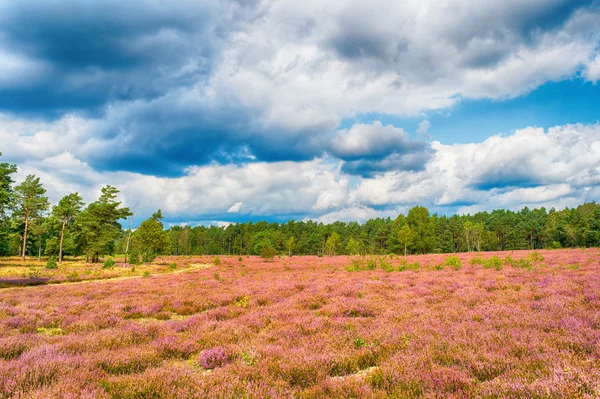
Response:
[1,0,600,227]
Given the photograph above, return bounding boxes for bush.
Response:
[213,257,221,265]
[445,256,462,270]
[397,262,420,271]
[483,256,503,270]
[528,251,544,262]
[238,256,243,262]
[169,262,177,270]
[470,256,483,265]
[366,258,377,270]
[45,256,58,269]
[198,347,229,369]
[142,252,156,263]
[379,258,394,272]
[260,246,276,260]
[102,257,115,269]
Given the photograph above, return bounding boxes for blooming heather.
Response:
[0,249,599,398]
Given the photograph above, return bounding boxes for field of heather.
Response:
[1,249,599,398]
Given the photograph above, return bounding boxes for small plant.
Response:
[483,256,503,270]
[241,350,259,366]
[528,251,544,262]
[379,258,394,272]
[445,256,462,270]
[366,258,377,270]
[353,337,367,349]
[398,262,420,271]
[169,262,177,270]
[234,295,250,308]
[213,257,221,265]
[103,257,115,269]
[45,256,58,269]
[66,272,80,282]
[434,264,444,271]
[238,256,243,262]
[143,271,151,278]
[214,272,222,281]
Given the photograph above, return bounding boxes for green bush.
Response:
[528,251,544,262]
[141,252,156,263]
[398,262,420,271]
[213,257,221,265]
[260,246,276,260]
[169,262,177,270]
[379,258,394,272]
[45,256,58,269]
[102,257,115,269]
[366,258,377,270]
[445,256,462,270]
[470,256,483,265]
[483,256,503,270]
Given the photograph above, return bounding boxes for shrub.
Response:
[45,256,58,269]
[483,256,503,270]
[103,257,115,269]
[143,271,151,278]
[398,262,420,271]
[241,350,259,366]
[528,251,544,262]
[213,257,221,265]
[445,256,462,270]
[379,258,394,272]
[547,241,563,249]
[142,252,156,263]
[470,256,483,265]
[366,258,377,270]
[169,262,177,270]
[238,256,243,262]
[198,347,229,369]
[260,246,276,260]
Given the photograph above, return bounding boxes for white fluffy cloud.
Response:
[5,114,600,223]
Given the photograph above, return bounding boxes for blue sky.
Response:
[1,0,599,226]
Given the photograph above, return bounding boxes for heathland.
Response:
[1,249,599,398]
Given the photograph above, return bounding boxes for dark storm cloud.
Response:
[0,0,221,115]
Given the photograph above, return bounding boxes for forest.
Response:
[1,153,599,261]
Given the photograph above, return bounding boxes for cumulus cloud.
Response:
[329,121,433,176]
[0,0,598,175]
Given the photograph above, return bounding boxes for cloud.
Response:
[0,0,598,176]
[585,53,600,82]
[417,120,431,138]
[227,202,244,213]
[329,121,433,176]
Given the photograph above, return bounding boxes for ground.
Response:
[0,249,599,398]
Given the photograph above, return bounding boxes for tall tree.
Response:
[52,193,84,264]
[76,186,131,263]
[14,175,49,261]
[397,224,414,257]
[131,210,171,262]
[0,153,17,256]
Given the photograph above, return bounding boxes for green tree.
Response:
[346,237,362,255]
[131,210,171,263]
[75,186,131,263]
[397,224,414,257]
[53,193,84,264]
[0,153,17,256]
[407,206,435,254]
[285,236,296,256]
[14,175,49,261]
[325,232,341,256]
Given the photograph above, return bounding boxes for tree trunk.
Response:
[38,244,41,261]
[21,214,28,262]
[59,219,66,264]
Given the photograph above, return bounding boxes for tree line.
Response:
[1,153,599,262]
